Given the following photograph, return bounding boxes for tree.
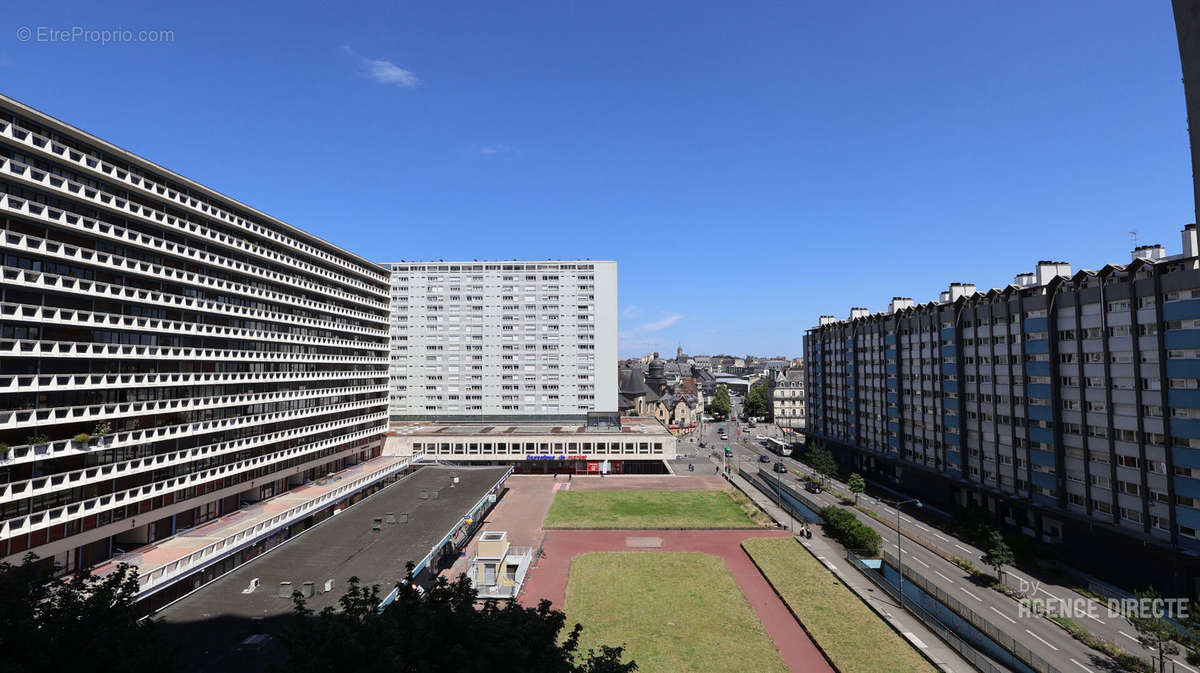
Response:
[805,446,838,485]
[744,381,773,421]
[0,554,176,673]
[979,529,1014,582]
[709,385,731,420]
[847,473,866,504]
[1128,588,1180,672]
[279,568,637,673]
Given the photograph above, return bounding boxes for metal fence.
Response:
[845,549,1016,673]
[872,550,1069,673]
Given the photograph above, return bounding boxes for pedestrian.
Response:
[568,473,572,482]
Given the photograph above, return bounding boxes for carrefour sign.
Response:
[525,455,587,461]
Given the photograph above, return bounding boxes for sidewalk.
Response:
[723,467,976,673]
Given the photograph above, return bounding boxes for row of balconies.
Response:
[1,382,386,431]
[1,264,387,339]
[0,369,384,394]
[0,119,389,288]
[0,206,385,318]
[0,410,386,505]
[1,396,387,467]
[0,421,385,540]
[3,301,381,352]
[2,156,388,302]
[0,337,388,365]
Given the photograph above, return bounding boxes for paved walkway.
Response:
[520,529,834,673]
[723,469,976,673]
[440,475,559,580]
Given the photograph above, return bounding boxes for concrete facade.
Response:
[804,228,1200,595]
[385,260,617,421]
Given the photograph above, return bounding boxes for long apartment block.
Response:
[805,225,1200,593]
[385,260,617,421]
[0,95,392,576]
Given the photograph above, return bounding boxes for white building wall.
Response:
[387,260,617,419]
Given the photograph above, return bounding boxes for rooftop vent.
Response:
[1184,224,1198,258]
[1036,261,1071,286]
[1132,244,1166,262]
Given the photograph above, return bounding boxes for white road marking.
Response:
[1083,610,1104,624]
[1069,658,1094,673]
[934,533,949,541]
[1175,660,1199,673]
[960,587,983,602]
[954,543,972,553]
[913,558,930,568]
[1118,631,1138,643]
[1025,629,1060,651]
[1037,587,1064,602]
[990,606,1017,624]
[934,571,955,584]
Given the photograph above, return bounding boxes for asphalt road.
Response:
[686,415,1197,673]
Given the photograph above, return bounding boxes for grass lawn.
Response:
[565,552,788,673]
[543,489,765,529]
[743,537,937,673]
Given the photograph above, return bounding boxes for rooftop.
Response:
[388,416,672,437]
[156,465,509,673]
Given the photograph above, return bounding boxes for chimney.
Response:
[1132,244,1166,262]
[818,315,838,326]
[887,297,914,314]
[948,283,977,301]
[1185,224,1199,259]
[1036,261,1071,286]
[849,307,869,320]
[1014,272,1036,287]
[939,291,951,303]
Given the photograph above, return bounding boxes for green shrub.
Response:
[819,506,882,556]
[25,433,49,446]
[73,433,92,444]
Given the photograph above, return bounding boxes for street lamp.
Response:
[875,497,921,601]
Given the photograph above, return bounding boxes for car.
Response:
[773,462,788,473]
[759,454,771,463]
[804,481,822,493]
[698,441,706,448]
[724,447,735,458]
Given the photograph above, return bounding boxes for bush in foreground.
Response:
[280,569,637,673]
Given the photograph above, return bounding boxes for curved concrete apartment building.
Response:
[0,95,392,579]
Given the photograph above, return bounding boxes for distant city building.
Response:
[804,226,1200,594]
[384,260,617,421]
[771,368,806,433]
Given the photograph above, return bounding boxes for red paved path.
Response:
[520,529,834,673]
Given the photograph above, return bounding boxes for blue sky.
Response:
[1,1,1192,358]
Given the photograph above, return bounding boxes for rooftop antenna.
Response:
[1130,230,1138,249]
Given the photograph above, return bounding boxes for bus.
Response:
[763,437,792,457]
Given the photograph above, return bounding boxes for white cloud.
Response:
[479,144,515,156]
[622,305,640,319]
[639,313,684,332]
[363,58,419,87]
[342,45,418,88]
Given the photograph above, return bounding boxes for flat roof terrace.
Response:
[389,416,672,437]
[156,465,509,673]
